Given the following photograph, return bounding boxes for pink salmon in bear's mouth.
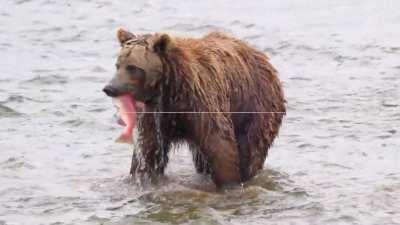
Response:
[113,94,137,144]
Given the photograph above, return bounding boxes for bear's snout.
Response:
[103,85,119,97]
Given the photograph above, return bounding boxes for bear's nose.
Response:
[102,85,118,97]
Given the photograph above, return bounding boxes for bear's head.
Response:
[103,28,172,104]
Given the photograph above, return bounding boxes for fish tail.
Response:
[115,133,133,145]
[117,118,126,126]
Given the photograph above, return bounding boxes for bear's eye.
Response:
[126,65,146,79]
[126,65,139,73]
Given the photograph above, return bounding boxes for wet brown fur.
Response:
[125,31,286,188]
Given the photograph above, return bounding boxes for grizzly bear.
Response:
[103,28,286,189]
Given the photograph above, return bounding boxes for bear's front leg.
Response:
[130,138,170,183]
[130,113,170,183]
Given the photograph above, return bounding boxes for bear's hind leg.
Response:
[235,120,269,181]
[235,130,252,181]
[233,114,269,181]
[202,131,241,188]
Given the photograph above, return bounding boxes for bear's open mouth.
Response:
[112,93,144,144]
[114,93,145,125]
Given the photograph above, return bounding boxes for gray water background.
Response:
[0,0,399,224]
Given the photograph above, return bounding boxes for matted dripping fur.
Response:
[103,28,285,188]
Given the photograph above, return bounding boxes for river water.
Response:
[0,0,399,224]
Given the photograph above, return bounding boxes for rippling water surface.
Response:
[1,0,399,224]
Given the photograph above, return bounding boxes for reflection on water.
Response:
[1,0,400,224]
[107,169,320,225]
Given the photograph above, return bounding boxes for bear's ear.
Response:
[153,34,172,54]
[116,27,136,46]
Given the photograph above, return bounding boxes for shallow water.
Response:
[1,0,400,224]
